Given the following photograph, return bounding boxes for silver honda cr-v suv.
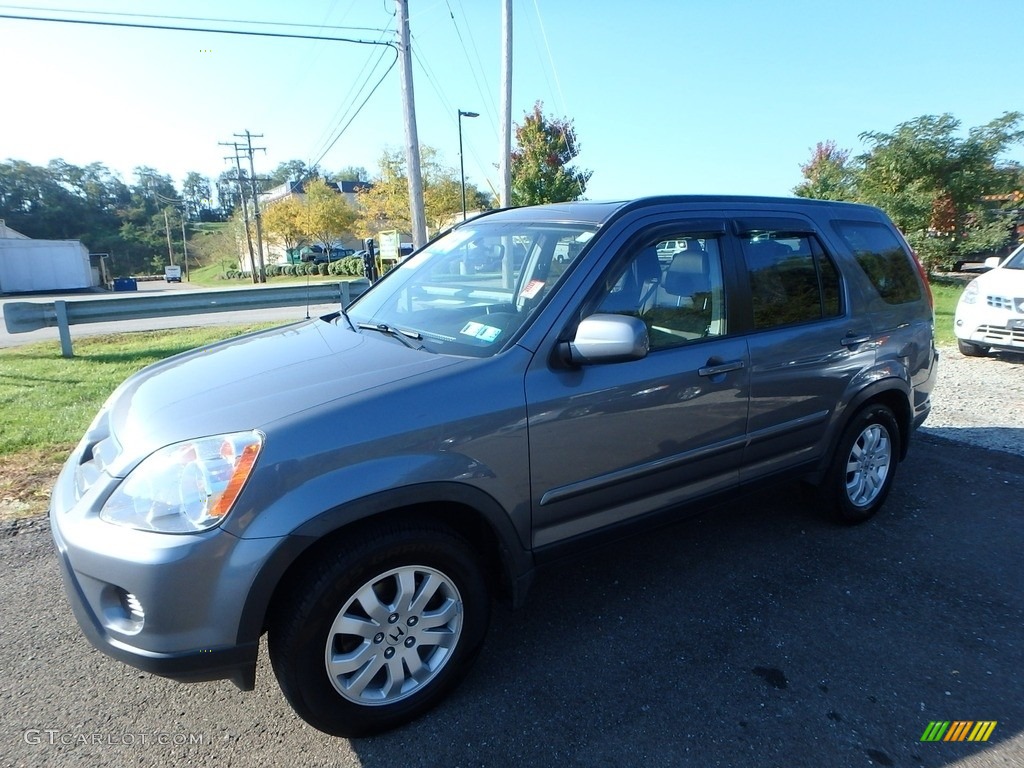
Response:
[50,196,937,736]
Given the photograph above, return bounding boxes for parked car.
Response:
[50,196,936,737]
[655,238,689,263]
[953,243,1024,356]
[312,247,355,265]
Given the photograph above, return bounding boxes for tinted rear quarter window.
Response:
[832,220,921,304]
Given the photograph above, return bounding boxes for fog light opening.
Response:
[100,586,146,635]
[119,590,145,622]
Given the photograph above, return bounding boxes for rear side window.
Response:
[740,232,841,330]
[832,221,922,304]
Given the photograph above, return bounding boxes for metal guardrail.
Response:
[3,280,370,357]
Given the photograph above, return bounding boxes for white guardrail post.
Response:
[3,280,370,357]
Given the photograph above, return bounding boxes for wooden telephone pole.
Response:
[499,0,513,208]
[395,0,427,248]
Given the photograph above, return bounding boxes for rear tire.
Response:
[957,339,989,357]
[268,523,490,737]
[823,404,900,524]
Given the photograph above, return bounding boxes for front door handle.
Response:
[839,333,872,348]
[698,359,745,377]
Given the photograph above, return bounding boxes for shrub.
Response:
[342,256,364,276]
[318,263,329,276]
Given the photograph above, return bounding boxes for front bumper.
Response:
[957,323,1024,352]
[49,454,282,691]
[955,300,1024,352]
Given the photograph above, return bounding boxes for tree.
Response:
[216,170,242,217]
[266,160,316,188]
[301,178,358,252]
[182,172,212,221]
[858,113,1024,269]
[357,146,488,237]
[510,102,592,206]
[796,113,1024,270]
[262,195,307,259]
[793,141,857,201]
[333,166,369,183]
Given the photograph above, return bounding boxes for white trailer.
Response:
[0,238,96,293]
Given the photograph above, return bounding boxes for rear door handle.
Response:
[698,359,745,377]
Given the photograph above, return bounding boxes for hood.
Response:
[102,317,465,475]
[976,265,1024,297]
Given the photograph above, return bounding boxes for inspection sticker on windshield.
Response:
[519,279,545,300]
[460,321,502,343]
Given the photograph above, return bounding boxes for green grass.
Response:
[0,324,275,457]
[931,281,965,347]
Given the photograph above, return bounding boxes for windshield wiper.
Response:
[357,322,424,349]
[321,308,358,332]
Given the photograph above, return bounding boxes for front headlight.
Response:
[100,431,263,533]
[960,279,980,305]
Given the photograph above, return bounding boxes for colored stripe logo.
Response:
[921,721,998,742]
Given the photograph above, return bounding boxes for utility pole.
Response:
[163,209,175,266]
[236,130,267,283]
[499,0,513,208]
[395,0,427,248]
[180,216,190,282]
[221,141,259,283]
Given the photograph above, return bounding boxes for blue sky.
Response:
[2,0,1022,203]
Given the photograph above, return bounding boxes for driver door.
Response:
[525,229,750,550]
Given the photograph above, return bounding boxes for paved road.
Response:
[1,435,1022,768]
[0,280,342,349]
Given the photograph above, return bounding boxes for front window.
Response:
[348,220,596,356]
[586,236,728,350]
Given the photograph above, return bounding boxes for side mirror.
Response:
[984,256,1002,270]
[562,314,649,365]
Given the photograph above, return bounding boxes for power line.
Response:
[307,48,399,171]
[445,0,497,130]
[408,43,496,200]
[1,7,402,181]
[0,4,390,33]
[0,11,396,48]
[308,28,395,166]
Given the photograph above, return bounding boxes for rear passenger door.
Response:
[734,217,875,482]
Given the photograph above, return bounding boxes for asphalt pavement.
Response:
[1,434,1022,768]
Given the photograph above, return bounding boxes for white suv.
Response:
[954,243,1024,356]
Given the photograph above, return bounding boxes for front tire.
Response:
[268,523,490,737]
[823,404,900,524]
[957,339,989,357]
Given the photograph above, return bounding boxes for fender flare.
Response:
[233,482,535,646]
[814,375,914,480]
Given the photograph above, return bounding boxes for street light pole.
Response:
[458,109,479,221]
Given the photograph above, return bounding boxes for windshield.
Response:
[348,220,597,356]
[1002,243,1024,270]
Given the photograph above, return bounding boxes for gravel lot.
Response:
[920,345,1024,457]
